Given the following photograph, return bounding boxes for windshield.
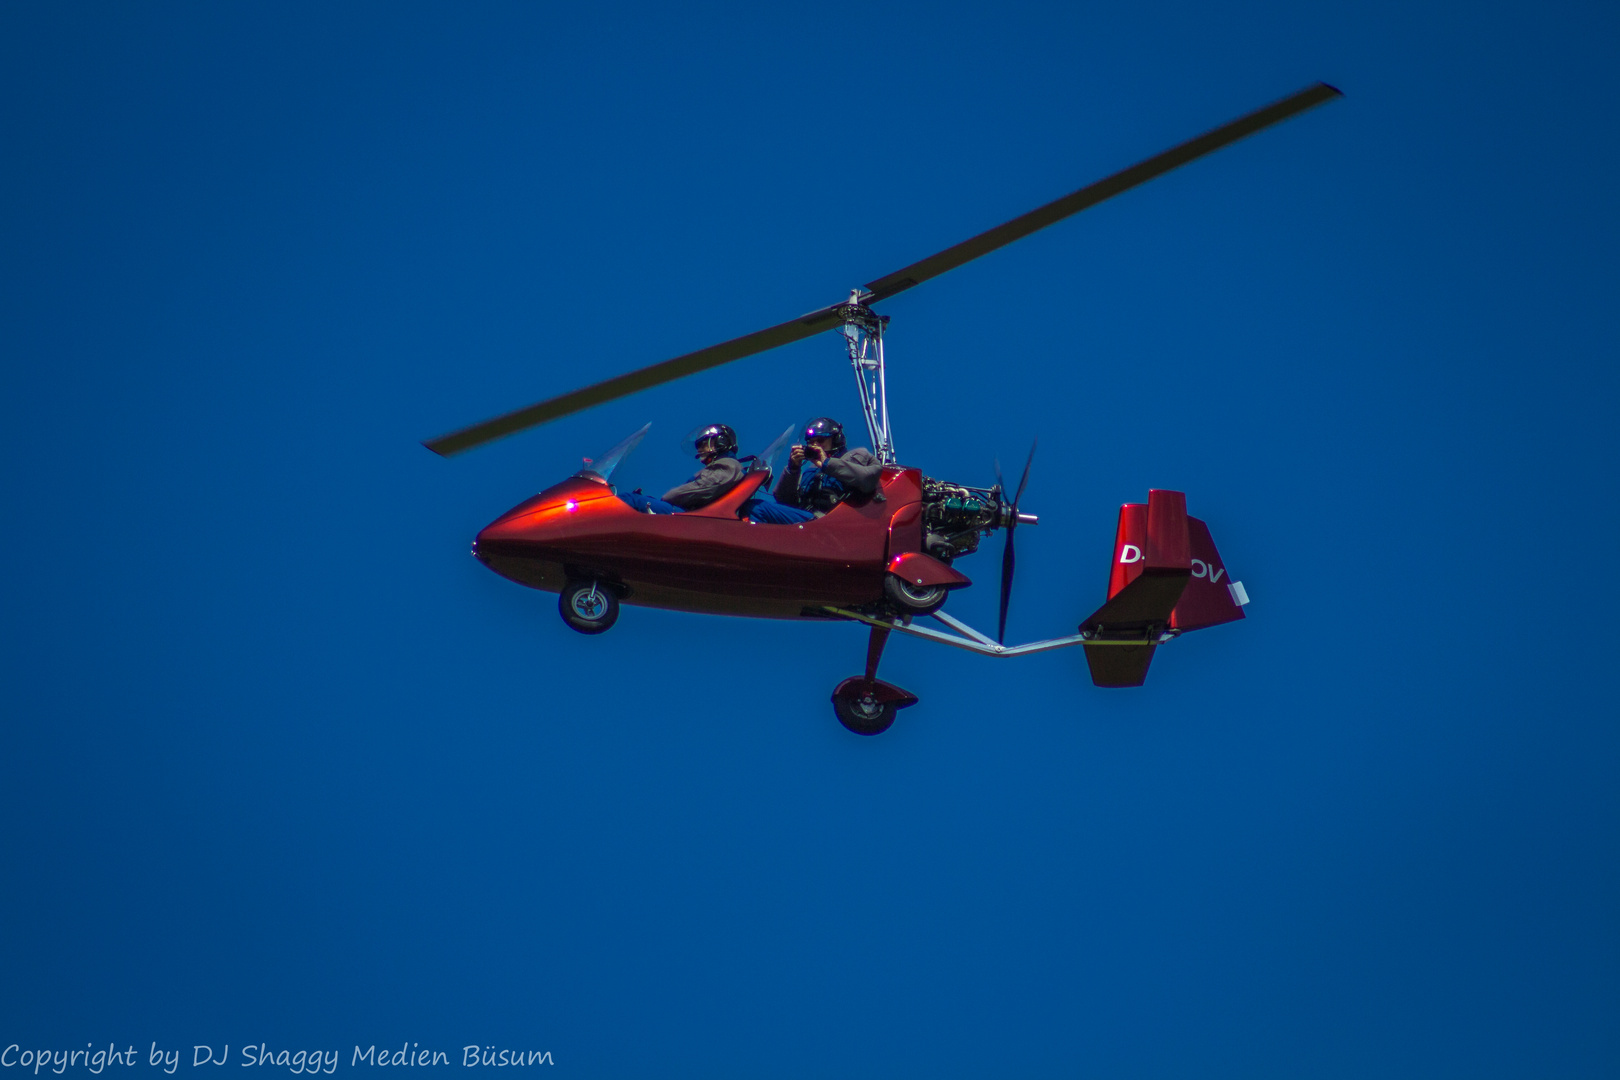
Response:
[750,424,797,480]
[575,423,651,484]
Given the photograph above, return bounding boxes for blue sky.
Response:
[2,2,1616,1076]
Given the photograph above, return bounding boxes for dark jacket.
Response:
[774,448,882,515]
[661,456,746,510]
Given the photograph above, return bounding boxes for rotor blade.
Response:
[424,304,846,456]
[998,525,1017,645]
[427,83,1340,456]
[1012,440,1036,508]
[861,82,1342,304]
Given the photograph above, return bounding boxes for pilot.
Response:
[620,423,747,514]
[748,417,881,523]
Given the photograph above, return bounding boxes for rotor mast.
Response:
[837,292,896,465]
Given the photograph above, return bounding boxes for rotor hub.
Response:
[834,301,886,337]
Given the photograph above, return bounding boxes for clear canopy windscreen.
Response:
[750,424,797,479]
[576,422,651,484]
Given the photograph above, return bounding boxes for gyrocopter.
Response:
[425,83,1341,735]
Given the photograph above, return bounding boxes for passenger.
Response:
[746,417,881,523]
[620,423,747,514]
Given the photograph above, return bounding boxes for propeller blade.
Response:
[423,304,845,456]
[995,440,1036,643]
[998,525,1016,645]
[1012,440,1036,508]
[861,83,1342,304]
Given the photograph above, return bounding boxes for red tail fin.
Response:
[1081,490,1246,687]
[1172,517,1247,632]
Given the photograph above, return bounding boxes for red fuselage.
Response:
[474,466,968,619]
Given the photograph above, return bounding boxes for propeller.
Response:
[424,83,1341,456]
[995,441,1037,644]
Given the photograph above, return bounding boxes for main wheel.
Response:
[832,686,897,736]
[883,572,948,616]
[559,580,619,634]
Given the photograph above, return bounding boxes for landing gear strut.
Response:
[830,625,918,736]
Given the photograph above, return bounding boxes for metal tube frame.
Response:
[822,606,1176,657]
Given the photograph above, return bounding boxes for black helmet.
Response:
[802,417,846,455]
[687,422,737,461]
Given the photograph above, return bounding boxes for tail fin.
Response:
[1172,516,1247,633]
[1080,490,1247,687]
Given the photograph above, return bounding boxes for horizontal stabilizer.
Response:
[1084,572,1188,632]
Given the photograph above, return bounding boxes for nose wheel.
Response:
[559,580,619,634]
[831,624,918,735]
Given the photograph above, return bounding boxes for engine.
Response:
[919,477,1018,562]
